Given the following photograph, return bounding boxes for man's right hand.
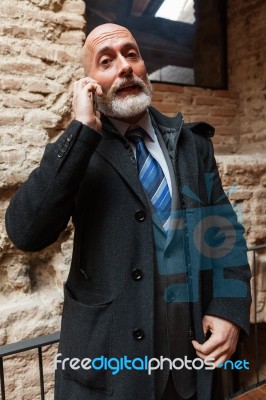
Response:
[72,77,103,132]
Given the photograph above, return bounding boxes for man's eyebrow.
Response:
[122,42,139,51]
[95,46,112,58]
[96,42,139,58]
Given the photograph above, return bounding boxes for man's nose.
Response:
[118,56,133,77]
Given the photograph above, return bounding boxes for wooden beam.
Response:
[132,0,151,16]
[142,0,165,16]
[116,0,134,19]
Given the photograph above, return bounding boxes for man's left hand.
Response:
[192,315,240,367]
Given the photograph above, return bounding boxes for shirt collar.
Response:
[108,110,155,142]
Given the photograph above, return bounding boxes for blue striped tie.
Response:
[126,128,171,232]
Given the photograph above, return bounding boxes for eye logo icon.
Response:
[182,173,238,261]
[205,226,225,247]
[193,215,236,259]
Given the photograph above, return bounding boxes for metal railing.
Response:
[247,244,266,386]
[0,245,265,400]
[225,243,266,398]
[0,332,60,400]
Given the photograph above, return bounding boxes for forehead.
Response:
[89,28,138,56]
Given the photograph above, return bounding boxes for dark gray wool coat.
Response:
[5,107,251,400]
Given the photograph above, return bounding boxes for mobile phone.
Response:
[92,92,97,114]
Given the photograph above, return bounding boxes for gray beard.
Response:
[95,77,152,119]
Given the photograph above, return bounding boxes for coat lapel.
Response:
[97,119,149,210]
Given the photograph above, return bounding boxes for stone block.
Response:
[6,263,31,293]
[26,78,64,95]
[151,91,164,102]
[0,110,24,126]
[26,42,77,64]
[211,107,237,117]
[195,96,225,106]
[44,11,85,30]
[24,110,62,128]
[0,77,22,91]
[0,60,45,75]
[61,0,86,14]
[181,105,209,116]
[0,328,7,345]
[58,30,85,45]
[28,0,65,11]
[215,126,238,136]
[203,116,225,126]
[254,189,266,199]
[3,93,45,109]
[151,83,184,93]
[229,190,253,201]
[261,175,266,187]
[151,101,180,114]
[214,90,239,99]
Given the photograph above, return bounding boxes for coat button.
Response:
[167,291,175,302]
[58,150,65,158]
[135,210,146,221]
[132,268,143,280]
[62,143,69,151]
[187,328,194,340]
[133,329,144,340]
[80,268,88,280]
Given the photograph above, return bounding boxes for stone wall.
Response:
[0,0,265,398]
[0,1,86,399]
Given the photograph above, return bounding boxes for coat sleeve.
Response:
[5,120,102,252]
[194,133,252,336]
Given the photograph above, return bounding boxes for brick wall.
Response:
[151,84,240,153]
[0,0,265,398]
[228,0,266,150]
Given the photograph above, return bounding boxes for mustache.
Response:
[109,76,146,95]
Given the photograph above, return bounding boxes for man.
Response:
[5,24,251,400]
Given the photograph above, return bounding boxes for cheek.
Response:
[98,80,113,95]
[134,62,148,79]
[94,72,116,94]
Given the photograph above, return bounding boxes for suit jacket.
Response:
[5,107,251,400]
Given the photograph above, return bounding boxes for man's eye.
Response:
[100,58,111,66]
[128,52,137,58]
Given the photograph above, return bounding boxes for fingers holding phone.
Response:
[72,77,103,132]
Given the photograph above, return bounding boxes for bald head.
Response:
[81,23,141,76]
